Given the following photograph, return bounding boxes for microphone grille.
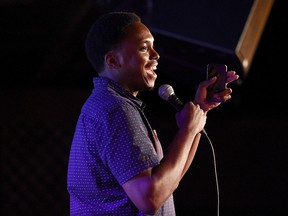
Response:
[158,84,174,100]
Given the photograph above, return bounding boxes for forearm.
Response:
[180,133,202,178]
[151,127,200,202]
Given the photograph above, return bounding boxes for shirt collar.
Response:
[93,76,146,109]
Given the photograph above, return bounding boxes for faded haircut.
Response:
[85,11,141,73]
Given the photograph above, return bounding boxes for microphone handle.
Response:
[167,94,183,111]
[167,94,207,135]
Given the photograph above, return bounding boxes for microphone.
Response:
[158,84,207,135]
[158,84,183,111]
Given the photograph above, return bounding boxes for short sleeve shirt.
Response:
[67,77,175,216]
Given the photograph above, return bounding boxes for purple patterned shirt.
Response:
[67,77,175,215]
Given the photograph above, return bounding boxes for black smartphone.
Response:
[206,64,227,102]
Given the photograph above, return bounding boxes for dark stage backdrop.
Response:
[2,1,288,215]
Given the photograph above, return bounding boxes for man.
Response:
[67,11,239,215]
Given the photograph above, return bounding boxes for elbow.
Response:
[139,199,162,215]
[137,184,172,214]
[123,172,177,214]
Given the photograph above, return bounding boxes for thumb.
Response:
[197,76,216,90]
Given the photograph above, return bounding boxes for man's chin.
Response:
[143,79,156,91]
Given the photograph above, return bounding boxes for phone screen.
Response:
[206,64,227,102]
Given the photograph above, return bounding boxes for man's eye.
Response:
[140,46,148,51]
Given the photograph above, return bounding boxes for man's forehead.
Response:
[125,23,154,43]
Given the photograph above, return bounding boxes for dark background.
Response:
[1,0,288,215]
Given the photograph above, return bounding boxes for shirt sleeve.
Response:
[91,101,160,185]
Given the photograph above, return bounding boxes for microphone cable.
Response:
[202,130,220,216]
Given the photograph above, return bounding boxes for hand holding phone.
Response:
[206,64,227,102]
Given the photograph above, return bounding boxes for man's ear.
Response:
[105,52,120,69]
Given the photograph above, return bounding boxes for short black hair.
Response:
[85,11,141,73]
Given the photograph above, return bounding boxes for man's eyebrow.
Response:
[142,38,154,44]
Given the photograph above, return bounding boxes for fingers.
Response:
[218,88,232,99]
[177,102,206,129]
[200,76,217,88]
[226,71,239,83]
[185,102,205,115]
[212,91,232,103]
[201,70,238,87]
[192,102,206,116]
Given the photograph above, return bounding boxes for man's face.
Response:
[114,22,160,95]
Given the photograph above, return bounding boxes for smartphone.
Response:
[206,64,227,102]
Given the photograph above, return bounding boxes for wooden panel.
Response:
[236,0,275,76]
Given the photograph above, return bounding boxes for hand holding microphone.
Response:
[158,84,207,135]
[158,84,224,216]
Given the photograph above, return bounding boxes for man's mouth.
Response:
[146,63,158,75]
[151,64,157,70]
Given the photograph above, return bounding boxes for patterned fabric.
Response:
[67,77,175,215]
